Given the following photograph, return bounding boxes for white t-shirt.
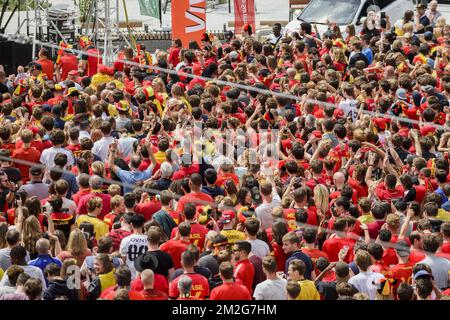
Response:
[40,147,75,169]
[255,192,281,230]
[348,271,385,300]
[338,99,358,122]
[0,265,47,289]
[253,278,287,300]
[44,197,77,215]
[248,239,271,259]
[92,136,114,161]
[119,234,148,279]
[118,136,138,158]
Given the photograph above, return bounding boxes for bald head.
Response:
[333,172,346,187]
[140,269,155,288]
[130,155,142,170]
[385,65,395,77]
[36,238,50,254]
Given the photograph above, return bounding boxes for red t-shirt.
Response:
[86,48,101,77]
[302,247,329,264]
[391,261,415,299]
[12,146,41,182]
[72,188,91,206]
[170,223,209,252]
[176,192,214,214]
[59,54,78,81]
[36,58,54,80]
[172,164,200,181]
[168,47,181,67]
[347,177,368,199]
[135,199,162,221]
[101,286,145,300]
[271,241,287,272]
[216,173,240,187]
[140,288,168,300]
[233,259,255,295]
[131,274,169,294]
[15,139,44,153]
[366,220,386,239]
[382,247,399,266]
[66,144,82,158]
[210,282,252,300]
[369,261,392,278]
[322,237,354,263]
[103,213,119,230]
[169,273,210,299]
[160,239,191,269]
[77,192,111,220]
[375,183,404,202]
[410,248,426,264]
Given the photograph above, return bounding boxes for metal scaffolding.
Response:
[81,0,132,66]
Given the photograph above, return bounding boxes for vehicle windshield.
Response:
[298,0,362,25]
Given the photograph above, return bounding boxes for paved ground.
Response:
[2,0,290,35]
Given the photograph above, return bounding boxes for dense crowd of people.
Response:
[0,1,449,301]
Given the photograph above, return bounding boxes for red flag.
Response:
[234,0,256,35]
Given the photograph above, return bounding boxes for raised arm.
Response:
[398,206,414,240]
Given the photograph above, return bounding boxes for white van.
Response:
[284,0,414,36]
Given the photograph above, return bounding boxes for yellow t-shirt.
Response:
[91,73,113,89]
[437,209,450,222]
[221,229,246,244]
[76,215,109,240]
[99,269,117,292]
[296,279,320,300]
[154,150,167,164]
[358,214,375,224]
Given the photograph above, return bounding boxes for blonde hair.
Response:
[272,207,284,219]
[333,48,347,64]
[91,161,105,177]
[21,216,43,255]
[67,229,88,257]
[87,197,103,213]
[108,184,121,197]
[402,22,414,33]
[314,184,329,214]
[110,195,124,210]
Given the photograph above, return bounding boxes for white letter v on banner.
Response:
[185,0,206,33]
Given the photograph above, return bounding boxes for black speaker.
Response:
[0,39,33,75]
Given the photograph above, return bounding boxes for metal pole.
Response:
[104,0,110,66]
[94,0,98,47]
[26,1,29,35]
[159,0,162,27]
[228,0,231,14]
[32,0,38,58]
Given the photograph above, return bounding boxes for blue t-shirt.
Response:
[362,47,373,65]
[285,250,314,280]
[29,254,62,273]
[117,167,153,194]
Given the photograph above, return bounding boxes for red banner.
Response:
[172,0,206,48]
[234,0,256,35]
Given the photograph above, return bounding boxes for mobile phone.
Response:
[380,12,386,19]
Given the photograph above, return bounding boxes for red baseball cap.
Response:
[220,210,236,224]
